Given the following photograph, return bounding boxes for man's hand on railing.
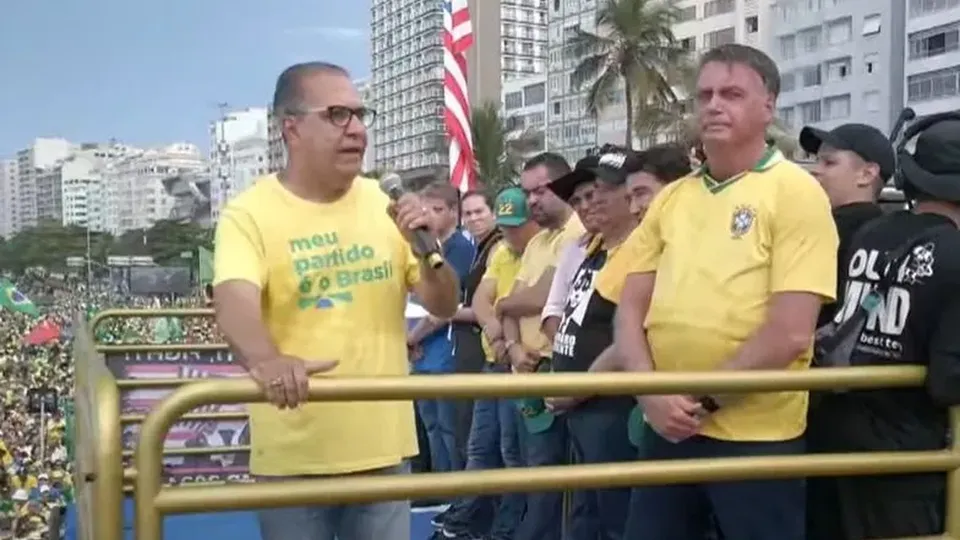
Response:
[247,355,339,409]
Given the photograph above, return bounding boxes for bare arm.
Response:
[497,269,555,318]
[411,263,460,319]
[613,272,657,373]
[450,306,476,324]
[542,316,560,342]
[588,345,622,372]
[472,279,499,333]
[408,315,448,345]
[722,291,821,371]
[213,281,277,368]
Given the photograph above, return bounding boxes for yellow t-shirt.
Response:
[214,175,420,475]
[603,150,837,441]
[479,242,522,361]
[515,214,585,357]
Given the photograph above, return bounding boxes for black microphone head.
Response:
[379,173,404,199]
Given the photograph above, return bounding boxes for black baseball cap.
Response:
[799,123,895,181]
[547,149,643,202]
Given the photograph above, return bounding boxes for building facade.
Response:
[13,138,75,232]
[770,0,906,136]
[904,0,960,116]
[0,160,17,239]
[208,107,269,220]
[101,143,206,235]
[502,74,549,158]
[370,0,515,181]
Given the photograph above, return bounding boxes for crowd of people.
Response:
[0,275,219,540]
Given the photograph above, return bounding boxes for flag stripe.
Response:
[443,0,476,193]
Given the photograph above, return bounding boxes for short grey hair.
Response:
[699,44,780,98]
[272,62,350,117]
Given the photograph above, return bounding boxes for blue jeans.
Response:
[257,462,411,540]
[566,399,636,540]
[444,363,525,538]
[623,428,805,540]
[417,397,463,472]
[513,415,567,540]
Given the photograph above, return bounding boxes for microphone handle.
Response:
[411,227,445,269]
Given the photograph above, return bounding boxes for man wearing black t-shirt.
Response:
[808,116,960,538]
[541,147,642,540]
[799,123,892,327]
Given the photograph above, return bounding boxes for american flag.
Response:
[442,0,477,192]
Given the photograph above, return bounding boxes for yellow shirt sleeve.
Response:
[213,206,267,287]
[402,240,420,288]
[482,244,507,282]
[769,171,838,300]
[595,181,677,302]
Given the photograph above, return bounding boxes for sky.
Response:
[0,0,370,157]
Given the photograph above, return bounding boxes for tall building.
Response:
[0,160,17,239]
[502,74,548,156]
[357,79,378,174]
[904,0,960,116]
[101,143,206,235]
[501,0,549,80]
[770,0,906,135]
[266,109,286,174]
[208,107,269,220]
[59,143,139,230]
[370,0,508,181]
[14,138,75,232]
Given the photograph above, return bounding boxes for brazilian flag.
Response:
[0,279,38,316]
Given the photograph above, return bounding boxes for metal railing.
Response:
[74,309,246,540]
[132,367,960,540]
[73,309,960,540]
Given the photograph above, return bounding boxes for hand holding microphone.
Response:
[380,173,445,269]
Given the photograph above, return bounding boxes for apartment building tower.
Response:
[370,0,526,181]
[905,0,960,116]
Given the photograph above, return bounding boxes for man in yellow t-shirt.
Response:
[439,186,540,539]
[613,45,837,540]
[495,154,584,540]
[213,61,459,540]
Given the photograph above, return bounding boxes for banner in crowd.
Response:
[105,349,251,485]
[128,267,192,296]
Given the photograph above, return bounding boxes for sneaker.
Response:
[440,528,483,540]
[430,510,448,529]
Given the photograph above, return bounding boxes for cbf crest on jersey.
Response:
[730,205,757,239]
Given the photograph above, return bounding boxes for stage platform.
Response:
[64,499,441,540]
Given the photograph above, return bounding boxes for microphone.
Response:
[378,173,445,269]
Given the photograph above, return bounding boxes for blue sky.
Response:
[0,0,370,157]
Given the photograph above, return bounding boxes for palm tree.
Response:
[568,0,689,147]
[471,101,542,193]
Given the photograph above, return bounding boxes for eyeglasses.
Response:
[291,106,377,128]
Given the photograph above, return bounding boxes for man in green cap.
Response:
[439,185,541,540]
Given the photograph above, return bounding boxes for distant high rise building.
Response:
[370,0,506,182]
[14,138,75,231]
[208,107,269,220]
[501,73,548,156]
[101,143,206,235]
[904,0,960,116]
[266,109,286,174]
[770,0,906,135]
[58,143,139,231]
[0,160,17,238]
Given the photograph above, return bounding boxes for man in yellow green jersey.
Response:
[610,45,838,540]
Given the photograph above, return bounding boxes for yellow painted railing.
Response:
[74,309,960,540]
[132,368,960,540]
[74,309,241,540]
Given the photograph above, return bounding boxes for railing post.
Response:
[945,406,960,537]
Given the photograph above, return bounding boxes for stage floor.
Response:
[65,499,441,540]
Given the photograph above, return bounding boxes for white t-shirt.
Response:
[541,238,589,322]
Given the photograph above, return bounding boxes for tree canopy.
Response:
[0,219,211,274]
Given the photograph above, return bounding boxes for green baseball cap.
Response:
[514,360,555,434]
[494,186,530,227]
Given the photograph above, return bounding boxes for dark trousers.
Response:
[452,324,486,465]
[623,428,805,540]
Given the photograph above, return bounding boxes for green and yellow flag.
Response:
[0,279,38,316]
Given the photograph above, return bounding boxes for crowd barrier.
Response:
[73,309,960,540]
